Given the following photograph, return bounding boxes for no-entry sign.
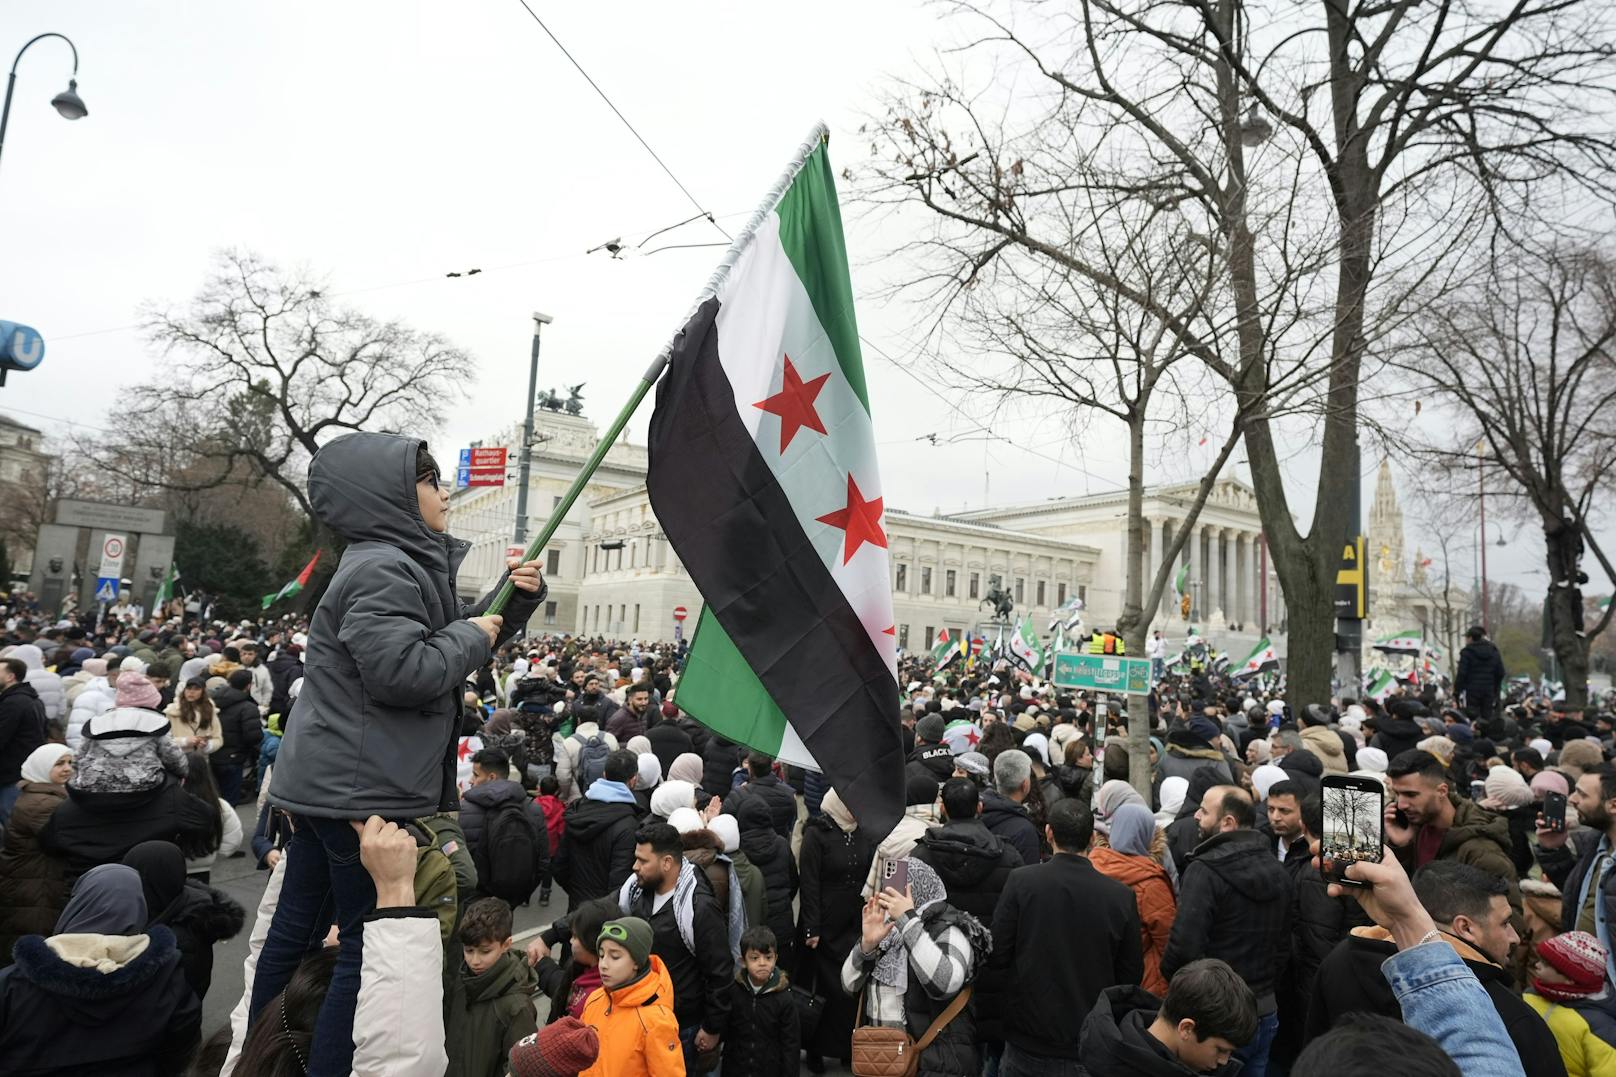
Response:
[672,606,688,622]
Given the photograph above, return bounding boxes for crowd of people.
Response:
[0,432,1612,1077]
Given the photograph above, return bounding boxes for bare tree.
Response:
[1393,242,1616,707]
[78,249,474,546]
[862,0,1616,707]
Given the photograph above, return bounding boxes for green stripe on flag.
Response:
[774,142,869,412]
[676,607,790,758]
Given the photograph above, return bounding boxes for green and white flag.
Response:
[1373,630,1425,656]
[1173,562,1190,597]
[1009,615,1045,672]
[262,551,321,610]
[1365,669,1397,701]
[1236,636,1279,675]
[153,563,180,608]
[930,628,962,666]
[646,127,903,836]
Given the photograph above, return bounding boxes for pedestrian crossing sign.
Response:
[95,577,119,602]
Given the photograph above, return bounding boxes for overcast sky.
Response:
[0,0,1559,598]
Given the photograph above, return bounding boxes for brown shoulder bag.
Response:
[849,984,973,1077]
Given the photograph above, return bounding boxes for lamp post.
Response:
[0,32,88,180]
[512,311,553,547]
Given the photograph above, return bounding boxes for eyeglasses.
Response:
[417,470,441,490]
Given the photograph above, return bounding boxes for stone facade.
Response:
[0,414,51,577]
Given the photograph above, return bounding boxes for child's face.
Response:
[597,939,638,988]
[462,937,512,976]
[571,934,598,968]
[417,477,450,533]
[744,947,776,986]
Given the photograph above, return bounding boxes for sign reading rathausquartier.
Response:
[1053,652,1152,694]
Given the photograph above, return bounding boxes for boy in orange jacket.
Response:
[579,917,685,1077]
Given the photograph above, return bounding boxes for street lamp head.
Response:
[532,311,554,326]
[1238,104,1272,147]
[50,78,86,120]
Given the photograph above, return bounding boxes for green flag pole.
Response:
[484,351,669,618]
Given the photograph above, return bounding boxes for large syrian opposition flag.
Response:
[1009,615,1045,672]
[1373,630,1425,656]
[931,627,962,667]
[1236,635,1280,675]
[646,131,904,837]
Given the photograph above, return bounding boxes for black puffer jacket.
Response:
[553,792,643,909]
[703,736,744,800]
[459,778,551,863]
[1160,828,1293,1009]
[910,819,1022,924]
[978,790,1040,867]
[735,796,797,960]
[162,880,247,1002]
[211,685,263,767]
[41,780,218,880]
[1456,638,1507,702]
[726,771,798,843]
[1369,714,1424,759]
[0,681,47,784]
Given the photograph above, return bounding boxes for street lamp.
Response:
[0,32,88,179]
[1238,104,1273,147]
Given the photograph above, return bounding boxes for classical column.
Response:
[1146,517,1160,621]
[1233,533,1247,626]
[1187,523,1202,620]
[1219,529,1233,623]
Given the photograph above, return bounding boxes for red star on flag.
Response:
[456,738,476,762]
[753,353,831,452]
[883,625,896,636]
[816,475,887,564]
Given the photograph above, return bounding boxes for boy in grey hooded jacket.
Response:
[249,433,545,1076]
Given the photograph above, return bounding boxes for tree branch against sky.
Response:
[859,0,1616,705]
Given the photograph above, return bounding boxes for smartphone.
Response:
[1471,780,1487,802]
[1543,791,1568,832]
[882,857,909,895]
[1321,775,1386,887]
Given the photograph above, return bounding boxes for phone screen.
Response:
[1322,779,1385,878]
[1544,791,1568,831]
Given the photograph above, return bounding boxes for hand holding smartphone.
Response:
[1542,791,1568,833]
[1321,775,1386,888]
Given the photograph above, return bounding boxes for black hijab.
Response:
[53,864,147,935]
[122,840,188,924]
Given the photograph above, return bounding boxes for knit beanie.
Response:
[508,1016,601,1077]
[115,673,162,710]
[1480,765,1533,810]
[600,917,654,970]
[1354,746,1389,774]
[916,712,946,743]
[1534,932,1609,1002]
[1531,770,1571,800]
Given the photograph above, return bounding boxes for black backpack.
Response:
[572,731,610,796]
[474,800,544,906]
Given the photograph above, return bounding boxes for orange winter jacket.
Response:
[579,954,686,1077]
[1091,846,1178,996]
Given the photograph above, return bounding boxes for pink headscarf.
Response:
[1531,770,1571,800]
[115,673,162,710]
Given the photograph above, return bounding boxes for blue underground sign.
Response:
[0,320,45,385]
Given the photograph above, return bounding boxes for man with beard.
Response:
[1385,749,1520,914]
[605,682,653,742]
[1537,764,1616,989]
[1161,785,1293,1077]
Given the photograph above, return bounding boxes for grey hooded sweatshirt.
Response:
[270,432,543,819]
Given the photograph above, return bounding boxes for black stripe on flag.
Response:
[647,297,905,838]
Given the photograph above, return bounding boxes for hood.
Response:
[1189,829,1289,902]
[1091,846,1171,888]
[603,953,676,1012]
[736,964,790,995]
[564,795,640,841]
[11,926,178,1015]
[10,643,45,672]
[585,778,638,806]
[166,881,248,943]
[463,948,536,1003]
[1445,796,1513,857]
[464,778,531,812]
[681,829,724,865]
[3,680,41,702]
[979,789,1028,822]
[1081,984,1244,1077]
[917,820,1011,886]
[1300,724,1344,761]
[735,797,783,863]
[212,685,253,709]
[309,431,448,572]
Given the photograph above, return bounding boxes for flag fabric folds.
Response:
[1009,615,1045,672]
[931,627,961,667]
[153,563,180,608]
[263,551,321,610]
[645,131,904,837]
[1235,636,1279,675]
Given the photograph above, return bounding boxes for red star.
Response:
[816,475,888,564]
[753,353,831,452]
[966,728,981,747]
[883,625,896,636]
[457,739,475,762]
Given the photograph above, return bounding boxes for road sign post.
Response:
[1052,652,1152,694]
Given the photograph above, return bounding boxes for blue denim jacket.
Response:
[1382,941,1526,1077]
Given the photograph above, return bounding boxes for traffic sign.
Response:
[94,577,119,602]
[465,447,507,467]
[98,534,127,579]
[456,467,505,488]
[672,606,689,622]
[0,320,45,373]
[1334,534,1368,620]
[505,545,525,561]
[1052,652,1151,694]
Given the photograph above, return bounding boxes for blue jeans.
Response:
[212,760,243,805]
[1235,1012,1279,1077]
[0,783,20,832]
[248,816,377,1077]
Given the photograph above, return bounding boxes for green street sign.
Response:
[1053,652,1152,694]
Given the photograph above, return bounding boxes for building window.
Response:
[1015,577,1025,604]
[553,495,563,509]
[924,626,935,649]
[618,604,627,630]
[921,567,932,595]
[1058,581,1067,606]
[1078,585,1088,603]
[546,549,561,576]
[593,547,600,573]
[544,601,557,626]
[895,564,908,592]
[630,541,638,569]
[614,547,623,571]
[898,624,910,650]
[633,604,641,633]
[1036,580,1046,606]
[969,572,980,599]
[945,569,956,598]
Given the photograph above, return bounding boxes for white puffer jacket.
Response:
[67,687,114,748]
